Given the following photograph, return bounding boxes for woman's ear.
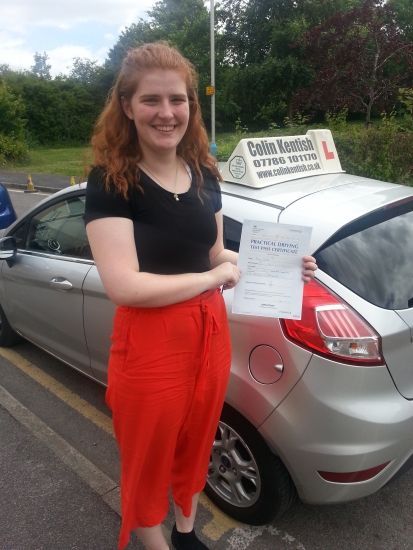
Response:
[121,97,134,120]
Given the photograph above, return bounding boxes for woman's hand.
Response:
[302,256,317,283]
[210,262,242,290]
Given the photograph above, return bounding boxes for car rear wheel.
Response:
[204,403,297,525]
[0,304,22,347]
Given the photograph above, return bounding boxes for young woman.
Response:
[84,42,317,550]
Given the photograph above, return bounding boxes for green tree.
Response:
[106,0,223,128]
[68,57,99,84]
[296,0,413,125]
[0,64,10,76]
[390,0,413,41]
[31,52,52,80]
[106,0,212,75]
[105,21,152,71]
[218,0,362,125]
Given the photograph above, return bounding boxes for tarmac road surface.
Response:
[0,171,79,193]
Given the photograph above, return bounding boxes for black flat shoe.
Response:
[171,523,210,550]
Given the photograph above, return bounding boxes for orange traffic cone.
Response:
[24,174,38,193]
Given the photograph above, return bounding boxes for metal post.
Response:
[210,0,217,158]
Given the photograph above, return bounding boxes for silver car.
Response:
[0,166,413,526]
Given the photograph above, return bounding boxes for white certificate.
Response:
[233,220,312,319]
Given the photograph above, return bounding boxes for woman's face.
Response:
[122,69,190,157]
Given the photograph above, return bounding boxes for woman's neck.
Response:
[139,147,178,173]
[138,148,191,195]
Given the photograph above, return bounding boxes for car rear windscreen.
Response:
[315,197,413,310]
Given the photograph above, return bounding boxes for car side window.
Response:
[9,223,25,248]
[25,196,92,259]
[223,216,242,252]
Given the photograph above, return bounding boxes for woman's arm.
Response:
[86,217,241,307]
[209,211,238,268]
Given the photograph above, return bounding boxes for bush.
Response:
[0,79,26,140]
[398,87,413,133]
[333,116,413,186]
[4,74,110,146]
[0,134,29,165]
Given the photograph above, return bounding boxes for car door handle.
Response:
[50,277,73,291]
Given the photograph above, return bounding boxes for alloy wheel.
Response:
[207,421,261,508]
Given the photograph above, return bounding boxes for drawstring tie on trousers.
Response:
[195,300,221,405]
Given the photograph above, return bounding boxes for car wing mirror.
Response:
[0,236,17,267]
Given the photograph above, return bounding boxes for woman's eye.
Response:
[141,97,157,104]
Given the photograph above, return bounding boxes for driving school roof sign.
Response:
[221,129,344,188]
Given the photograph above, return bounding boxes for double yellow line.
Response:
[0,346,242,540]
[0,347,114,434]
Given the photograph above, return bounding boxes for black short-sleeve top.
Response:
[84,166,222,275]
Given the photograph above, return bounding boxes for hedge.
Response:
[333,125,413,186]
[0,134,29,165]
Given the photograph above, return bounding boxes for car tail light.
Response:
[318,461,390,483]
[282,280,383,365]
[385,196,413,209]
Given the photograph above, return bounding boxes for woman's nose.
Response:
[158,100,173,119]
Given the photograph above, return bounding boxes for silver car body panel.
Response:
[83,265,116,384]
[220,173,385,209]
[259,353,413,504]
[396,309,413,344]
[223,286,313,426]
[0,250,94,377]
[221,175,413,500]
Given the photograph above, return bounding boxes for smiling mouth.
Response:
[155,125,175,132]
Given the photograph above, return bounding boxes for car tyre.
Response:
[204,403,297,525]
[0,304,22,347]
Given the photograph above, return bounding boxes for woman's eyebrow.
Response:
[139,93,188,100]
[139,93,160,100]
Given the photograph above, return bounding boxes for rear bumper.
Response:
[385,452,413,487]
[259,354,413,504]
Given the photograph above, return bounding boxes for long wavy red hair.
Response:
[90,41,221,197]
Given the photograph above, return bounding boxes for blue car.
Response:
[0,183,17,229]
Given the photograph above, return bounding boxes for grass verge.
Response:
[2,146,91,177]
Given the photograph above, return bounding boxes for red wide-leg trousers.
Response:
[105,289,232,550]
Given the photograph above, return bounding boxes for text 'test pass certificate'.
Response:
[233,220,312,319]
